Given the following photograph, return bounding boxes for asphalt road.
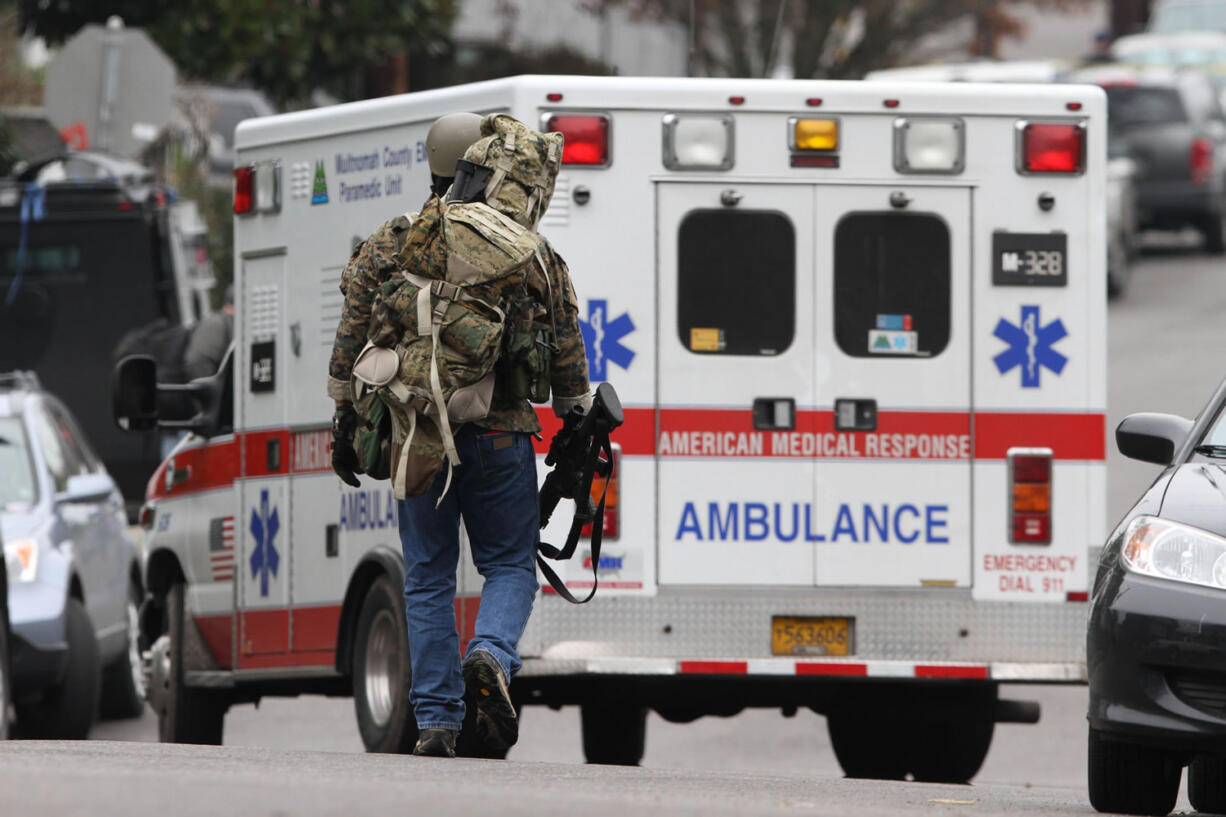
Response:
[9,237,1224,814]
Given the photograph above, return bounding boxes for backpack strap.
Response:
[400,270,506,506]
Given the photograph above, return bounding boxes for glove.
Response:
[331,403,362,488]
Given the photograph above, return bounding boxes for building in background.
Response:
[452,0,686,77]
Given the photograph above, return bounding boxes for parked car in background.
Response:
[1088,379,1226,816]
[0,371,143,738]
[1074,66,1226,252]
[1148,0,1226,34]
[1111,31,1226,112]
[1107,131,1139,297]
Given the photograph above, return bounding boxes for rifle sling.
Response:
[536,426,613,604]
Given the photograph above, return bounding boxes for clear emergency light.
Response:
[541,114,611,166]
[1008,447,1052,544]
[1016,121,1085,174]
[663,113,734,171]
[893,117,965,174]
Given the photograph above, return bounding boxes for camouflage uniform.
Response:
[327,201,443,403]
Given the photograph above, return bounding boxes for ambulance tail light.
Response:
[1009,448,1052,544]
[234,166,254,214]
[1016,121,1085,175]
[1190,137,1214,186]
[541,114,611,166]
[581,444,619,540]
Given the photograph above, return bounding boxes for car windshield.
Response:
[1105,86,1188,127]
[0,416,37,508]
[1152,2,1226,33]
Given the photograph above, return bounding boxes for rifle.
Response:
[537,382,623,603]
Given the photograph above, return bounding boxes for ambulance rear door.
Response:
[812,184,972,587]
[656,182,817,585]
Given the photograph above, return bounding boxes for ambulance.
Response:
[115,75,1106,780]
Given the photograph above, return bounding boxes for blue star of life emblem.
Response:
[580,299,635,382]
[993,305,1068,388]
[249,489,280,597]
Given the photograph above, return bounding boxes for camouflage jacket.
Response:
[327,195,589,438]
[326,199,431,401]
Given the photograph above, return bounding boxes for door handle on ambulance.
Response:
[753,398,794,431]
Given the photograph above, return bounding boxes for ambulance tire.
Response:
[827,707,909,781]
[1187,755,1226,814]
[581,703,647,766]
[1088,727,1181,816]
[17,598,99,739]
[99,579,146,720]
[907,712,994,784]
[352,576,418,754]
[159,583,227,745]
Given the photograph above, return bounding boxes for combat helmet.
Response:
[426,112,482,178]
[460,114,563,229]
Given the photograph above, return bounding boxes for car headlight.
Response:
[3,537,38,583]
[1121,516,1226,590]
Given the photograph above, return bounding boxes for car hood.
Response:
[1159,462,1226,536]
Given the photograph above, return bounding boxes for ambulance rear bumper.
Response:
[519,587,1088,678]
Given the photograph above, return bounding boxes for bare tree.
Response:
[586,0,1089,79]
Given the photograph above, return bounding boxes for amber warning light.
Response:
[542,114,610,166]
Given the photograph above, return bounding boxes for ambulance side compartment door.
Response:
[237,250,291,661]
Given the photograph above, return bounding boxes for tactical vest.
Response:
[352,198,555,499]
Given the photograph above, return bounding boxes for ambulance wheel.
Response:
[581,703,647,765]
[17,598,99,739]
[155,583,227,744]
[827,704,908,780]
[1088,727,1181,816]
[907,686,995,784]
[99,579,146,719]
[353,576,417,753]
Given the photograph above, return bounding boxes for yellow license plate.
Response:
[771,616,853,657]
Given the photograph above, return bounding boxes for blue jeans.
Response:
[397,426,540,731]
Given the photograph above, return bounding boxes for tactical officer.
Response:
[325,112,483,426]
[371,115,590,759]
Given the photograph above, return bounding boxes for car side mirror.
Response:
[111,346,233,438]
[1117,412,1194,465]
[58,472,116,505]
[112,355,159,431]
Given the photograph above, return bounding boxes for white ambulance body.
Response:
[135,75,1106,775]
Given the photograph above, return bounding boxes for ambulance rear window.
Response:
[833,212,950,359]
[677,209,794,356]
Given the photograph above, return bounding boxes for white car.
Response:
[1,371,143,738]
